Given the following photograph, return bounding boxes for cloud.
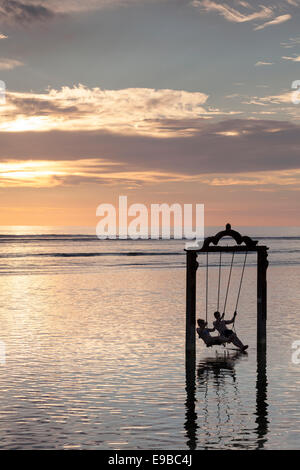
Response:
[0,58,23,70]
[0,0,161,24]
[198,168,300,188]
[44,0,159,14]
[0,33,7,38]
[255,61,274,66]
[192,0,273,23]
[282,55,300,62]
[1,118,300,178]
[0,158,180,188]
[0,0,56,25]
[247,90,294,105]
[193,1,296,31]
[1,157,300,189]
[281,37,300,48]
[1,84,240,136]
[254,14,292,30]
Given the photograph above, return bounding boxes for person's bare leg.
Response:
[231,334,244,350]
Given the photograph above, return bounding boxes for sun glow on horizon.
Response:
[0,159,191,188]
[1,159,300,192]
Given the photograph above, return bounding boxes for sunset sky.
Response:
[0,0,300,226]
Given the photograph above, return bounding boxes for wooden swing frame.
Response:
[185,223,269,365]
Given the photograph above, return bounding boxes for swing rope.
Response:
[223,252,235,315]
[205,252,209,323]
[204,250,248,332]
[235,251,248,313]
[231,251,248,332]
[217,252,222,312]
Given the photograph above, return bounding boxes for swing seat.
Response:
[207,338,231,348]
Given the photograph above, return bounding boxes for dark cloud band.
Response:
[0,0,56,25]
[0,118,299,175]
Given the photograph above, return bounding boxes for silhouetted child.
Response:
[213,311,248,352]
[196,319,231,348]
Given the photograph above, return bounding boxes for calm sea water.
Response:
[0,226,299,449]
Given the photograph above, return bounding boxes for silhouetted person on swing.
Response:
[196,319,232,348]
[213,311,248,351]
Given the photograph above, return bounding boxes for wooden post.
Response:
[257,248,268,353]
[186,250,198,367]
[256,345,268,448]
[185,357,197,450]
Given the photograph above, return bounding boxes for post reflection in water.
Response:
[255,348,269,449]
[184,349,269,449]
[185,358,198,450]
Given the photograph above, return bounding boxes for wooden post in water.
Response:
[257,248,268,353]
[256,343,268,448]
[185,250,198,367]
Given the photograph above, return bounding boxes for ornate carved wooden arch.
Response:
[200,223,258,251]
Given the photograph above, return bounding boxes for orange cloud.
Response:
[254,14,291,30]
[1,158,300,191]
[0,158,191,188]
[192,0,273,23]
[0,58,23,70]
[1,84,238,136]
[200,169,300,188]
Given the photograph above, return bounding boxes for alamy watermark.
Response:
[0,80,5,105]
[291,80,300,104]
[96,196,204,249]
[292,340,300,364]
[0,341,5,365]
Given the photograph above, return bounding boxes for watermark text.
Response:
[96,196,204,249]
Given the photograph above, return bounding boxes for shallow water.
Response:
[0,227,299,449]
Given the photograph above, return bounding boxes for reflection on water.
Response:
[0,264,298,449]
[0,228,300,449]
[255,350,268,449]
[185,359,198,450]
[185,349,269,450]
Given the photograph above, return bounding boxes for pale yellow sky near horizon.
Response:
[1,175,299,226]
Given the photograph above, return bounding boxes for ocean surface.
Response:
[0,226,299,449]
